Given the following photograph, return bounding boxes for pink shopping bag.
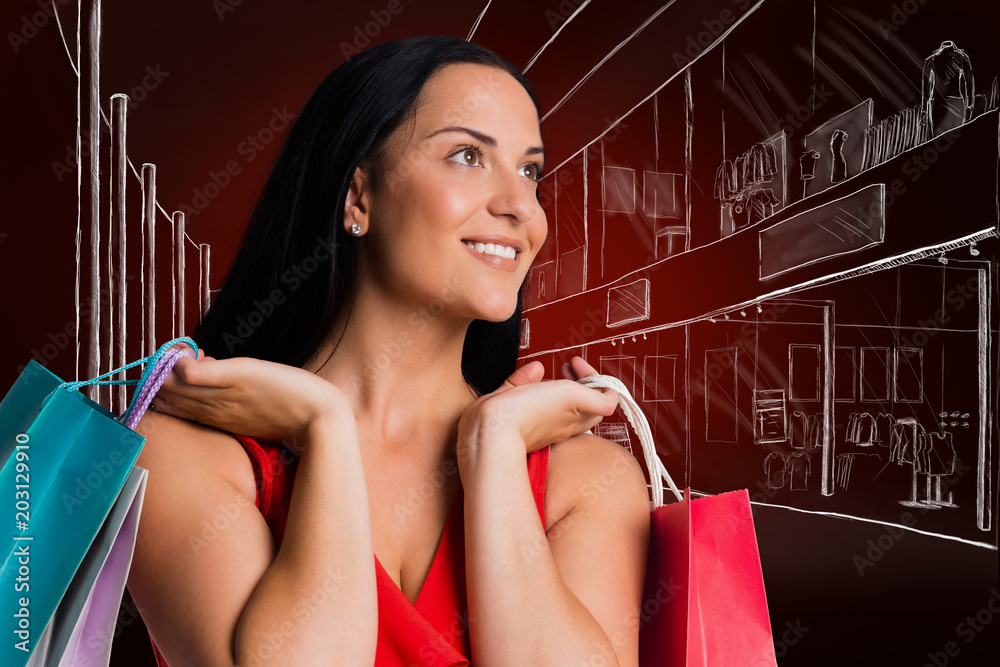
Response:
[577,375,777,667]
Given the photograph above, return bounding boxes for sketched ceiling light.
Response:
[970,242,980,256]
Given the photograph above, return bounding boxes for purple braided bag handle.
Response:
[122,346,196,430]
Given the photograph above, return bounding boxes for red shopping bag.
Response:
[577,375,777,667]
[641,488,776,666]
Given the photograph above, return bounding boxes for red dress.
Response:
[147,436,551,666]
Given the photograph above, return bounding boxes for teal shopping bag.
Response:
[0,338,198,666]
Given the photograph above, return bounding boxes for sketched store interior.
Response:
[520,0,998,545]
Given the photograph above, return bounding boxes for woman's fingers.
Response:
[495,360,545,393]
[150,395,199,423]
[577,383,619,416]
[155,354,236,413]
[559,356,600,381]
[569,356,599,380]
[170,354,236,389]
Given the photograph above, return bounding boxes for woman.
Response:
[128,35,651,666]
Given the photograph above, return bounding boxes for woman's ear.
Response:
[344,166,371,236]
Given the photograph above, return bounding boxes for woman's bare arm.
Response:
[461,430,649,667]
[128,406,377,667]
[456,359,649,667]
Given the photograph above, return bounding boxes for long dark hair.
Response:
[192,36,541,395]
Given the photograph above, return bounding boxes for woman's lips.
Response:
[462,240,519,272]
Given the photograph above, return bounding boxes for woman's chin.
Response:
[468,296,518,323]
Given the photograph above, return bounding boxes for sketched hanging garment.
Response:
[784,452,811,491]
[147,435,551,666]
[913,432,933,474]
[890,419,921,464]
[762,141,778,177]
[925,432,956,477]
[747,188,779,225]
[746,143,767,185]
[875,413,895,448]
[846,413,876,446]
[714,159,737,200]
[764,451,787,489]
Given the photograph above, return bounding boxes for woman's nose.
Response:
[487,168,540,224]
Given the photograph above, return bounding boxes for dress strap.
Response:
[231,434,272,514]
[526,445,551,530]
[229,435,300,545]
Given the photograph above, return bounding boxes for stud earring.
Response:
[350,223,362,236]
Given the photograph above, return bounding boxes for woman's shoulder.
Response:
[544,433,649,530]
[128,411,279,666]
[133,408,258,505]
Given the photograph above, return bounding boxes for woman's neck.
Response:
[302,287,478,460]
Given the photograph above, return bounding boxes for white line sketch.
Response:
[642,354,678,403]
[758,183,886,280]
[521,0,591,73]
[538,0,681,124]
[607,278,650,327]
[41,0,997,550]
[55,0,212,412]
[110,93,127,412]
[518,0,998,548]
[13,3,997,665]
[804,98,872,195]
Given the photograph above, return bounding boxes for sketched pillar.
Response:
[199,244,211,323]
[141,164,156,357]
[174,211,185,337]
[78,0,102,400]
[110,94,128,414]
[976,267,991,531]
[820,304,834,496]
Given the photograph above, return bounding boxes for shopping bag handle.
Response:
[577,374,684,508]
[46,337,200,429]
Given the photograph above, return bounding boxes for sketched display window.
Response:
[602,166,636,213]
[642,171,682,219]
[894,347,924,403]
[834,346,857,402]
[643,355,678,402]
[705,347,739,443]
[789,344,821,402]
[860,347,891,402]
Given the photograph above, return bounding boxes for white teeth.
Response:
[466,241,517,259]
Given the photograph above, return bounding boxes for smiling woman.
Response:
[126,35,650,667]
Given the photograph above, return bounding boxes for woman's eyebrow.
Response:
[426,125,545,160]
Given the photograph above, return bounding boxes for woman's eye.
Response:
[451,147,481,167]
[521,164,542,182]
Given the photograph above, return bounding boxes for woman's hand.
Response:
[457,356,619,465]
[149,347,353,446]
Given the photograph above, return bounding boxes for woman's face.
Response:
[355,62,547,323]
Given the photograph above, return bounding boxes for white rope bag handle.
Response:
[577,374,684,508]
